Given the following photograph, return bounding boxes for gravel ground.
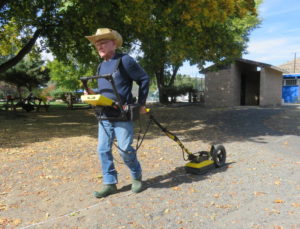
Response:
[0,104,299,229]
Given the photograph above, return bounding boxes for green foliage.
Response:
[0,82,18,99]
[47,59,95,92]
[49,87,68,100]
[0,56,50,97]
[0,0,61,61]
[165,85,195,97]
[0,19,22,56]
[174,74,204,90]
[1,0,260,103]
[117,0,260,102]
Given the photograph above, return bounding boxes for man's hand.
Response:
[84,88,96,95]
[139,106,147,114]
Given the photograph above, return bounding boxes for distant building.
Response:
[202,58,284,107]
[282,74,300,103]
[278,58,300,104]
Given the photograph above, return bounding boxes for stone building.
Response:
[203,58,284,107]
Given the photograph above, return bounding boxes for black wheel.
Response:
[211,144,226,167]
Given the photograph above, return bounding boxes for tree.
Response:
[0,57,50,98]
[0,0,62,73]
[174,74,204,90]
[118,0,260,103]
[48,0,260,103]
[47,58,95,92]
[0,0,119,73]
[1,0,260,103]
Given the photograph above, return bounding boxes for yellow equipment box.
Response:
[185,159,214,169]
[81,94,114,106]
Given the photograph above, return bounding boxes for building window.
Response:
[283,79,298,86]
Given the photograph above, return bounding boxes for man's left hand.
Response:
[139,106,147,114]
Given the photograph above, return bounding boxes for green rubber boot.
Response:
[94,184,117,198]
[131,176,143,193]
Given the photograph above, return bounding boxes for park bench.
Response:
[1,94,49,112]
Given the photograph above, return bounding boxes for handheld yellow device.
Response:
[81,94,115,107]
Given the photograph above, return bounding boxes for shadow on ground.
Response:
[0,108,98,148]
[1,104,299,149]
[144,105,300,144]
[118,163,232,193]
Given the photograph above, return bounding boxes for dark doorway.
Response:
[240,71,260,105]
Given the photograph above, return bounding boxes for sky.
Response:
[179,0,300,77]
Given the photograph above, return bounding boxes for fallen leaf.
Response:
[172,186,181,191]
[274,180,281,185]
[274,199,284,204]
[213,194,220,198]
[70,212,80,216]
[12,219,22,226]
[210,214,216,220]
[217,204,232,209]
[188,188,196,193]
[264,208,280,215]
[248,167,257,171]
[291,203,300,207]
[254,192,267,196]
[164,208,170,214]
[0,218,7,224]
[229,192,237,197]
[274,226,283,229]
[0,204,7,211]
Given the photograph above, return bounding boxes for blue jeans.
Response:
[97,120,142,184]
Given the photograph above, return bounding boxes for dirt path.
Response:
[0,105,299,229]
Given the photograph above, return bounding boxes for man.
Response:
[85,28,150,198]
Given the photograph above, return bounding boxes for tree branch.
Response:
[0,29,42,73]
[0,0,9,10]
[167,64,180,88]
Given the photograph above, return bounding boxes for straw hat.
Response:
[85,28,123,48]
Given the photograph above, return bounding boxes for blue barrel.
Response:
[282,86,299,103]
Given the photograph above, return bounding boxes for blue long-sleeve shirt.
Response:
[97,53,149,105]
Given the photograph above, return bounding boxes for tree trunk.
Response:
[155,64,181,104]
[0,29,41,73]
[188,91,192,103]
[155,67,169,104]
[17,86,22,101]
[158,89,169,104]
[0,0,9,9]
[167,65,180,88]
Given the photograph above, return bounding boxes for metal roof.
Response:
[201,58,285,73]
[283,73,300,78]
[236,58,284,72]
